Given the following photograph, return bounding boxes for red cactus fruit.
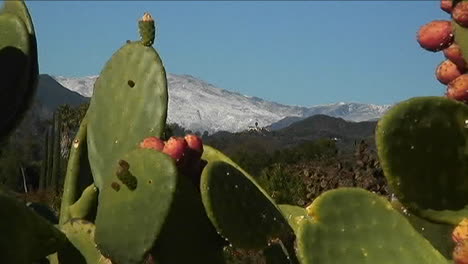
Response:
[436,60,464,85]
[140,136,165,151]
[453,218,468,244]
[444,43,467,69]
[417,20,454,52]
[162,136,188,161]
[454,240,468,264]
[441,0,453,13]
[447,74,468,102]
[454,2,468,27]
[184,134,204,154]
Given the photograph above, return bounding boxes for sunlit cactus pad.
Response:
[87,40,168,190]
[94,149,178,264]
[295,188,448,264]
[376,96,468,222]
[200,160,291,250]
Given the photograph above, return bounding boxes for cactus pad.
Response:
[376,96,468,223]
[392,199,455,259]
[279,204,310,233]
[0,0,38,140]
[59,114,94,225]
[201,160,291,250]
[149,165,226,263]
[1,0,39,130]
[87,36,168,190]
[94,149,178,264]
[295,188,448,264]
[58,219,110,264]
[0,189,67,264]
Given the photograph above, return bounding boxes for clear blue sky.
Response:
[26,1,450,106]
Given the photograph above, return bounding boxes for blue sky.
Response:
[27,1,451,106]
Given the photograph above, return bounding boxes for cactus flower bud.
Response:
[138,12,156,46]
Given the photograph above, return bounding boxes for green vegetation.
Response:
[3,1,468,264]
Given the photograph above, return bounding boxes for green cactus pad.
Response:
[391,199,455,259]
[68,184,98,220]
[1,0,39,131]
[201,160,292,250]
[87,39,168,190]
[59,115,95,225]
[58,219,110,264]
[0,12,31,139]
[295,188,448,264]
[0,189,67,264]
[376,96,468,224]
[279,204,310,233]
[94,149,178,264]
[149,165,225,264]
[202,145,252,177]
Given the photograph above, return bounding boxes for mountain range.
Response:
[35,73,392,133]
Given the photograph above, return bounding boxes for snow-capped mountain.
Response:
[48,73,392,133]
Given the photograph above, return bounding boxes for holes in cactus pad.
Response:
[128,80,135,88]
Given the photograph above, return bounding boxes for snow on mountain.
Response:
[51,74,392,133]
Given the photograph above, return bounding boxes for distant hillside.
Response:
[50,73,392,133]
[36,74,89,117]
[276,114,377,139]
[204,114,378,157]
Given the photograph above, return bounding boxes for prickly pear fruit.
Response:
[185,134,203,154]
[441,0,453,13]
[453,218,468,243]
[454,240,468,264]
[417,20,454,52]
[163,136,188,162]
[454,2,468,28]
[140,136,165,151]
[444,43,467,69]
[436,60,464,84]
[447,74,468,101]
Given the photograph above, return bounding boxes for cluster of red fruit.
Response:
[139,134,205,187]
[452,218,468,264]
[417,0,468,102]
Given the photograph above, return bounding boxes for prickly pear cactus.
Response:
[295,188,448,264]
[87,13,168,190]
[57,219,109,264]
[278,204,310,233]
[94,149,178,264]
[59,114,95,225]
[375,96,468,224]
[200,157,292,250]
[0,0,38,139]
[0,189,67,264]
[391,199,455,259]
